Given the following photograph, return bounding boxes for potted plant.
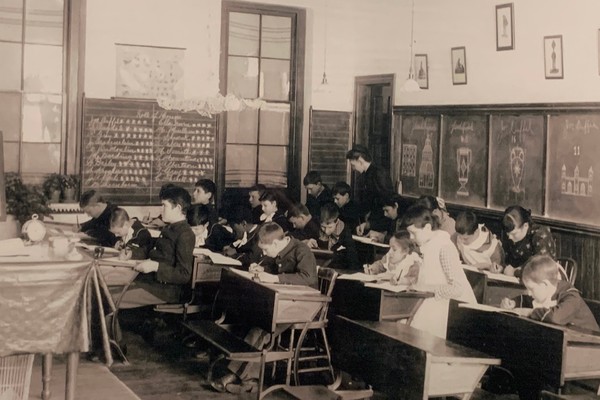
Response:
[3,173,52,239]
[42,173,62,203]
[61,174,79,202]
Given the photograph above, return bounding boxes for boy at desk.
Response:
[332,181,360,233]
[187,204,235,253]
[109,208,154,260]
[501,255,599,331]
[454,211,505,273]
[287,203,321,242]
[78,189,119,247]
[223,206,271,269]
[364,231,421,285]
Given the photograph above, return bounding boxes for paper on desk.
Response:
[193,247,242,266]
[364,281,410,293]
[97,256,140,268]
[462,264,520,284]
[74,242,120,255]
[337,272,380,282]
[0,238,29,257]
[458,302,525,316]
[352,235,390,248]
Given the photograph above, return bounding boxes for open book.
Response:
[352,235,390,248]
[193,248,242,266]
[458,302,532,317]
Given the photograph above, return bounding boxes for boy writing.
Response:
[79,189,119,247]
[332,181,360,233]
[287,203,321,242]
[454,211,504,272]
[109,208,154,260]
[303,171,332,219]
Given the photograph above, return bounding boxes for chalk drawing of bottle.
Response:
[419,133,434,189]
[510,145,525,193]
[456,147,472,197]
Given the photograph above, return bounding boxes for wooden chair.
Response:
[557,257,578,286]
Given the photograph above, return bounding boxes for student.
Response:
[313,202,361,270]
[500,255,599,331]
[364,231,421,285]
[142,183,176,228]
[500,205,556,278]
[416,195,456,237]
[404,205,477,339]
[109,208,154,260]
[303,171,332,219]
[248,184,267,225]
[379,195,410,243]
[222,206,271,270]
[287,203,321,242]
[331,181,360,233]
[187,204,235,253]
[345,145,395,235]
[454,211,505,272]
[259,190,292,232]
[120,186,195,309]
[79,189,119,247]
[192,178,218,224]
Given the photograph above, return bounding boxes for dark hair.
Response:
[195,179,216,199]
[79,189,105,208]
[455,211,478,235]
[228,206,253,226]
[390,230,421,255]
[416,195,441,211]
[287,203,310,218]
[110,207,130,228]
[303,171,323,186]
[332,181,351,196]
[502,205,532,233]
[257,222,285,245]
[320,202,339,223]
[249,184,266,195]
[402,205,440,230]
[522,254,559,285]
[187,204,211,227]
[259,190,278,204]
[160,186,192,214]
[345,145,372,162]
[159,183,177,198]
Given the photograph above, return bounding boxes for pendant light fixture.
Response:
[400,0,421,92]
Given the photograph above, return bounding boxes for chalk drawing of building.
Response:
[561,164,593,197]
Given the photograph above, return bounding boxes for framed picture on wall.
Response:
[544,35,563,79]
[414,54,429,89]
[451,47,467,85]
[495,3,514,51]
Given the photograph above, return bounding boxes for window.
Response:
[0,0,66,179]
[220,1,304,193]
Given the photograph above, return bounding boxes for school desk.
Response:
[447,300,600,394]
[328,314,501,400]
[462,264,524,305]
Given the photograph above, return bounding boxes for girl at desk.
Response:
[454,211,505,272]
[404,205,476,339]
[187,204,235,253]
[364,231,421,285]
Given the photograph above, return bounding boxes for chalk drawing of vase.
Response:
[510,146,525,193]
[456,147,472,197]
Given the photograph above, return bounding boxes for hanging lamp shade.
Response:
[400,0,420,93]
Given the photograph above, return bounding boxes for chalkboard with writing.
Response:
[440,115,488,207]
[82,98,216,204]
[547,113,600,226]
[399,114,440,197]
[489,114,545,214]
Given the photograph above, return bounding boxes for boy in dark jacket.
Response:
[79,189,119,247]
[287,203,321,242]
[110,208,154,260]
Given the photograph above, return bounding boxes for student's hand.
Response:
[390,274,400,285]
[500,297,516,310]
[367,230,385,243]
[249,263,264,274]
[135,259,159,273]
[356,223,368,236]
[222,246,237,257]
[304,238,318,249]
[503,265,516,276]
[257,272,279,283]
[119,248,132,261]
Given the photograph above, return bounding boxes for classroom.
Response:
[1,0,600,399]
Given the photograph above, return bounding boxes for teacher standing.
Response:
[346,145,395,235]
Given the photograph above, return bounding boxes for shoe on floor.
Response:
[210,373,238,393]
[225,378,258,394]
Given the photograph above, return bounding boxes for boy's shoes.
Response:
[210,373,238,393]
[225,379,258,394]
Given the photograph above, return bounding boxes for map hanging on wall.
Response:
[116,44,185,100]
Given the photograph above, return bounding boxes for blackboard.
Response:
[489,114,545,214]
[399,114,440,197]
[547,113,600,226]
[308,108,351,187]
[440,115,488,207]
[82,98,216,204]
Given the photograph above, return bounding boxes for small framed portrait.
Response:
[544,35,563,79]
[414,54,429,89]
[451,46,467,85]
[495,3,514,51]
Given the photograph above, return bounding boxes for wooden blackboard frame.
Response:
[393,103,600,234]
[0,131,6,222]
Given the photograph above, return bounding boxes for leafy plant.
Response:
[42,173,63,197]
[61,174,79,190]
[5,173,52,224]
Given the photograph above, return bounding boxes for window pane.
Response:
[3,142,20,172]
[21,142,60,173]
[259,59,289,101]
[25,0,63,45]
[261,15,291,60]
[229,12,259,57]
[258,146,287,187]
[227,56,258,99]
[226,108,258,144]
[225,144,257,187]
[0,42,22,90]
[259,103,289,145]
[0,92,22,141]
[0,0,23,42]
[22,94,62,143]
[24,44,63,93]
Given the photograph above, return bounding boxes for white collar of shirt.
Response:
[123,226,134,244]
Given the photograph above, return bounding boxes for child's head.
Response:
[403,205,440,245]
[186,204,211,236]
[228,206,254,239]
[388,231,419,264]
[259,190,279,216]
[287,203,312,229]
[249,184,266,209]
[416,195,447,219]
[332,182,351,208]
[109,208,132,237]
[382,196,402,220]
[160,186,191,223]
[79,190,107,218]
[303,171,324,198]
[502,205,532,243]
[257,222,287,257]
[455,211,480,245]
[320,202,340,236]
[193,179,216,205]
[345,145,372,173]
[522,255,559,303]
